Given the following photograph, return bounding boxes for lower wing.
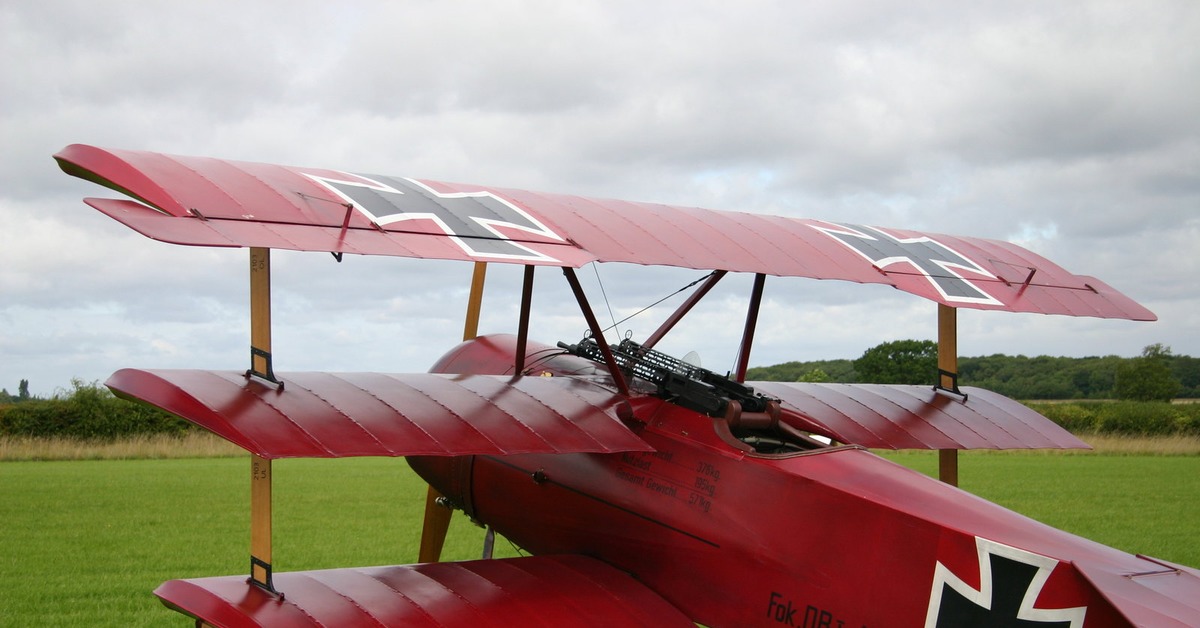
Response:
[155,555,695,627]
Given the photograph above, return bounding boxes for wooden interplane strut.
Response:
[420,261,488,564]
[248,247,275,591]
[937,304,959,487]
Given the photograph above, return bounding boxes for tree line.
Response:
[746,341,1197,401]
[0,379,189,440]
[0,379,32,403]
[7,342,1194,406]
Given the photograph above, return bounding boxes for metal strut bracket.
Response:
[246,346,284,390]
[249,555,282,597]
[934,368,968,400]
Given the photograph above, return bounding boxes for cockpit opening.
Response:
[557,337,831,455]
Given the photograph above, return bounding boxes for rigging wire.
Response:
[591,263,621,340]
[599,270,718,335]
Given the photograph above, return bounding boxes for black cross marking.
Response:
[926,538,1086,627]
[813,222,1002,305]
[307,173,563,262]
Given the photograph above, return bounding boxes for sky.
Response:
[1,1,1197,397]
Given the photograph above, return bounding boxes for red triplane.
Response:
[57,144,1199,626]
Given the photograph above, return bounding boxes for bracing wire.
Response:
[599,270,718,335]
[591,263,621,339]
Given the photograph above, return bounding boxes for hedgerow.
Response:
[0,380,190,440]
[1027,401,1200,437]
[2,380,1197,441]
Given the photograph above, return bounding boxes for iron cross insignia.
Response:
[813,222,1003,306]
[925,537,1087,627]
[307,173,564,262]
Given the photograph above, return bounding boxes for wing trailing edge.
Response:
[107,369,652,458]
[752,381,1090,450]
[57,143,1155,320]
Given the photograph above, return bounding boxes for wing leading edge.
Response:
[106,369,651,458]
[56,144,1155,320]
[154,555,696,627]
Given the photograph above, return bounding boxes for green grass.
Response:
[878,451,1200,566]
[1,453,1197,626]
[0,458,511,627]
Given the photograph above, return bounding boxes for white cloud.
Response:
[1,0,1195,397]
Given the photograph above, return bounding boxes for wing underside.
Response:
[154,555,696,627]
[107,369,652,458]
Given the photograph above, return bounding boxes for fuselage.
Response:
[410,334,1200,627]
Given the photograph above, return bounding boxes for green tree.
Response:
[1114,344,1182,402]
[798,368,831,383]
[1170,355,1200,398]
[854,339,938,385]
[745,359,856,382]
[18,379,29,401]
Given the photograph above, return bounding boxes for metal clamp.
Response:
[246,346,285,391]
[934,368,968,401]
[249,555,283,598]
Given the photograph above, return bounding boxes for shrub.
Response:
[1095,401,1180,436]
[1024,400,1200,437]
[1176,404,1200,436]
[1028,402,1100,433]
[0,380,190,440]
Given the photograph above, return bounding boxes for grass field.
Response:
[878,450,1200,566]
[1,450,1197,626]
[0,457,517,627]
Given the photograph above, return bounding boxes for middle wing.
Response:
[107,369,651,458]
[750,381,1089,450]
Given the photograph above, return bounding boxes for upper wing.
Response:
[107,369,651,458]
[56,144,1154,320]
[155,555,696,627]
[749,381,1089,450]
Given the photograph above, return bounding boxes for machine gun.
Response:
[558,337,777,417]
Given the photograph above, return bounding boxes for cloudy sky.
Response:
[2,1,1197,397]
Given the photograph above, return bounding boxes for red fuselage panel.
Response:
[411,339,1200,627]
